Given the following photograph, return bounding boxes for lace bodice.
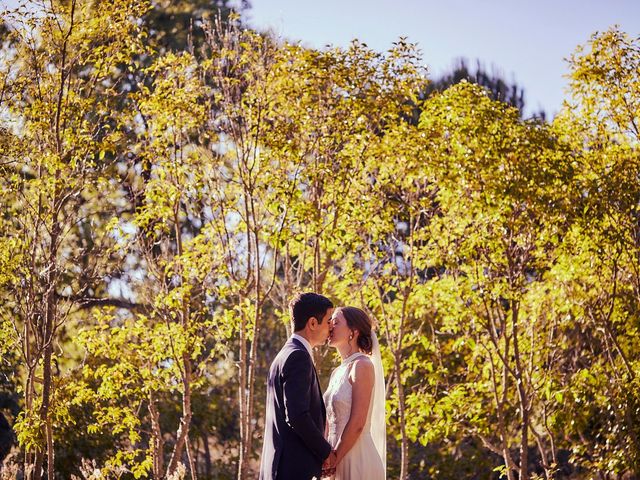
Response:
[323,351,386,479]
[324,353,373,445]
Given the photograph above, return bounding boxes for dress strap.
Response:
[341,352,367,365]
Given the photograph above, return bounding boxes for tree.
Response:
[0,1,149,478]
[423,58,546,119]
[549,26,640,476]
[412,82,573,479]
[2,4,640,477]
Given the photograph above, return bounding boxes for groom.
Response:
[259,292,337,480]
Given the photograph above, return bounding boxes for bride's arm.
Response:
[333,358,375,465]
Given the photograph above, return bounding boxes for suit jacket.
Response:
[259,338,332,480]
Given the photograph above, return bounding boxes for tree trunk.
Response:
[395,350,409,480]
[166,208,196,480]
[239,196,262,480]
[236,302,248,480]
[201,430,211,479]
[511,303,529,480]
[397,215,416,480]
[236,186,253,480]
[42,300,55,480]
[36,202,61,480]
[149,393,164,478]
[23,346,36,478]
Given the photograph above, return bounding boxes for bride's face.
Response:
[328,310,351,347]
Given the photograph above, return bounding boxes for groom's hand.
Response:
[321,450,337,476]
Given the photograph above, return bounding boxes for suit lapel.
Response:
[312,360,327,422]
[290,338,327,421]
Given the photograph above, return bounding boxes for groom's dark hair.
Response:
[290,292,333,332]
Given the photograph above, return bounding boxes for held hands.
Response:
[321,450,338,478]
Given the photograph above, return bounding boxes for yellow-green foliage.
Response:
[1,3,639,477]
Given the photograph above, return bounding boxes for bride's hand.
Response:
[321,450,337,477]
[321,464,336,477]
[321,469,336,478]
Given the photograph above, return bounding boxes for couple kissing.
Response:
[260,292,386,480]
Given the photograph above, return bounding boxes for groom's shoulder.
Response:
[274,339,310,366]
[279,338,307,357]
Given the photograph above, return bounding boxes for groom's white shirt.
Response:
[291,333,313,359]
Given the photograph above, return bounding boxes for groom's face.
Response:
[314,307,334,346]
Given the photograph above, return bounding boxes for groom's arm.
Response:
[282,350,332,462]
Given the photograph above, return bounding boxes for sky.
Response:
[1,0,638,117]
[246,0,640,118]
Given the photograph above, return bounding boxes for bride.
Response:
[323,307,386,479]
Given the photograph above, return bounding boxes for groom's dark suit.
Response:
[259,337,332,480]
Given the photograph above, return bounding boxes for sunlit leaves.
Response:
[2,5,640,477]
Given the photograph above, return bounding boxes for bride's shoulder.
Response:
[354,355,373,368]
[349,355,374,381]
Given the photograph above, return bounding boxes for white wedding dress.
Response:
[324,350,385,480]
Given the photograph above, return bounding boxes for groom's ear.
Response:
[308,316,318,330]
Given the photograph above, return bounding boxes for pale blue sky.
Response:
[2,0,638,117]
[247,0,640,117]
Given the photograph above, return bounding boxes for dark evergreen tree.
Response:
[424,58,546,119]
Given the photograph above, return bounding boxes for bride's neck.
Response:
[337,343,359,361]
